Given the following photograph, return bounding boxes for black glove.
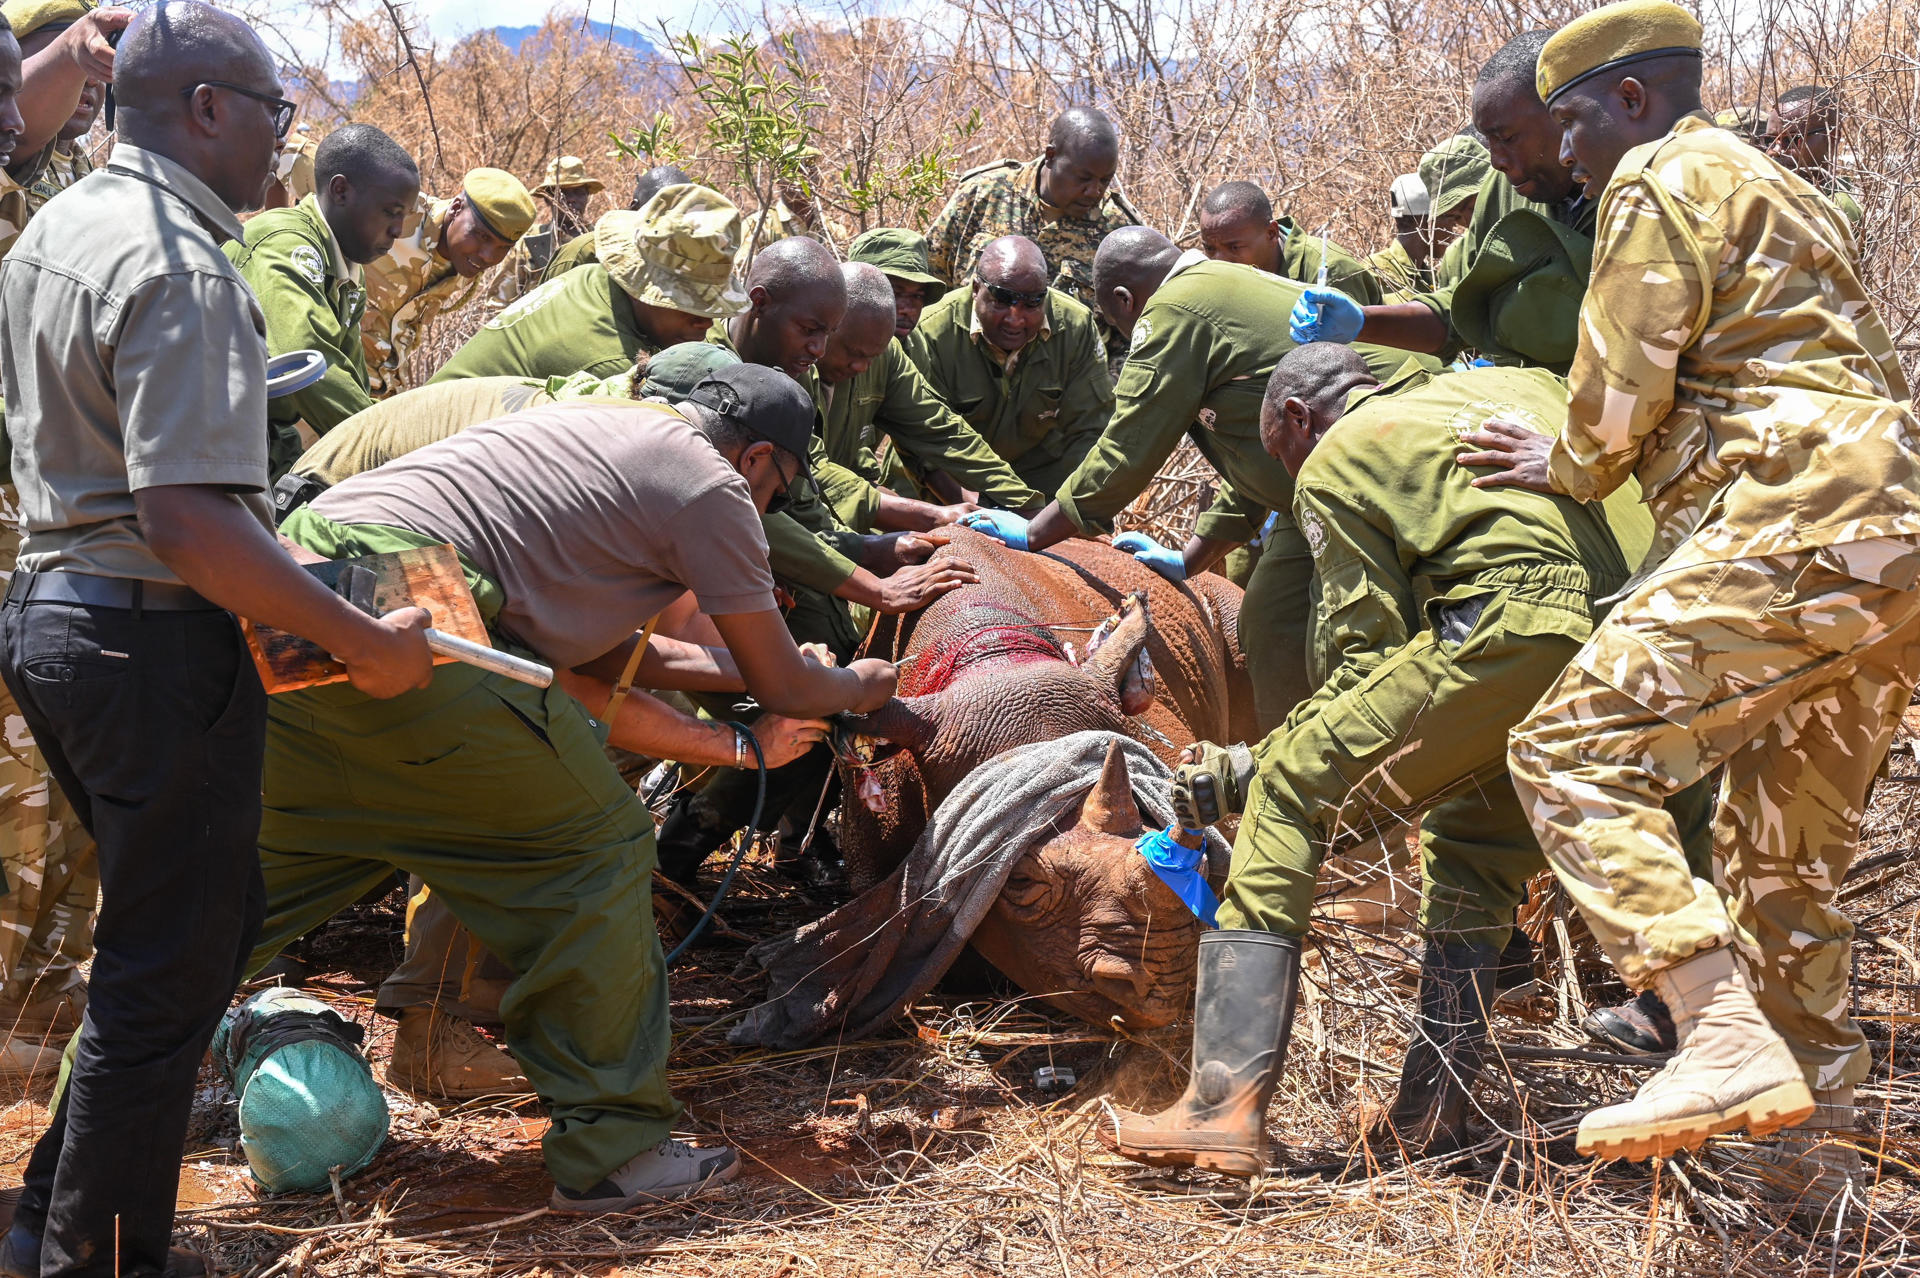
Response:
[1171,741,1257,828]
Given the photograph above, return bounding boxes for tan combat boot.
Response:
[0,976,85,1040]
[1742,1087,1869,1228]
[1577,946,1813,1161]
[1104,930,1299,1177]
[387,1007,532,1100]
[0,1036,63,1083]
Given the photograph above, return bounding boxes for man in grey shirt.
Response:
[0,7,431,1276]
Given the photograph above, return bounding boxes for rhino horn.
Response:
[840,692,943,754]
[1079,738,1145,836]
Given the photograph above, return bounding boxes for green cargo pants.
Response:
[1239,526,1315,735]
[253,515,678,1193]
[1219,574,1590,947]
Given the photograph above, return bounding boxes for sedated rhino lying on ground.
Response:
[731,529,1255,1048]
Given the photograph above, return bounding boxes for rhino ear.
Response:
[1083,591,1154,714]
[1079,738,1144,836]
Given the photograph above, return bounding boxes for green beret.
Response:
[848,227,945,287]
[461,168,537,242]
[1418,134,1490,217]
[639,343,742,402]
[1538,0,1703,105]
[2,0,93,38]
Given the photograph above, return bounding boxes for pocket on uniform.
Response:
[1570,617,1718,727]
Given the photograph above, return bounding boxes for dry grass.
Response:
[7,734,1920,1277]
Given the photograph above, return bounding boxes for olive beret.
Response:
[1537,0,1703,106]
[461,168,537,242]
[1,0,93,39]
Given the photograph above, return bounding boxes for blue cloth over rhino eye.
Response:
[1134,826,1219,928]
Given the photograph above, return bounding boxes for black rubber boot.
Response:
[1106,930,1301,1177]
[1376,939,1501,1157]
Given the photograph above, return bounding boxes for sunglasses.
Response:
[178,80,299,139]
[980,282,1047,310]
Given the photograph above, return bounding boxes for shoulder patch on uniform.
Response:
[487,274,567,329]
[290,244,325,285]
[1300,507,1327,558]
[1129,315,1154,351]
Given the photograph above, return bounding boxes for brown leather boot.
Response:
[386,1007,531,1100]
[1105,930,1299,1177]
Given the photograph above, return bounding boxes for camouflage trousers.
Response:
[0,487,100,1005]
[1510,535,1920,1090]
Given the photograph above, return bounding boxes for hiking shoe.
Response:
[386,1008,531,1100]
[549,1138,740,1213]
[0,1034,65,1084]
[1582,990,1677,1056]
[1740,1089,1869,1230]
[1576,946,1812,1162]
[0,977,84,1039]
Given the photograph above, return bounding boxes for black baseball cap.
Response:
[685,364,817,479]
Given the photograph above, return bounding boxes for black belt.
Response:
[5,570,219,611]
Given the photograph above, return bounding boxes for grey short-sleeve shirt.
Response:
[0,146,272,582]
[310,400,778,669]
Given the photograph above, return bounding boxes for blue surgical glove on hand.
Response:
[1288,286,1365,344]
[959,508,1031,551]
[1112,531,1187,581]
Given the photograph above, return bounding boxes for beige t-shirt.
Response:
[296,377,555,485]
[311,400,777,668]
[0,146,271,581]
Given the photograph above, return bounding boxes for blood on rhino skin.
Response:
[834,527,1254,1029]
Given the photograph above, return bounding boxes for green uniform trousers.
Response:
[1239,527,1315,734]
[1219,578,1585,946]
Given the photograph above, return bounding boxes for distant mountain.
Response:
[488,19,656,56]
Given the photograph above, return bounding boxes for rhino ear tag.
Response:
[1079,739,1144,836]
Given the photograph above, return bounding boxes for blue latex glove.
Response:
[1288,285,1365,344]
[1134,826,1218,928]
[1112,531,1187,581]
[959,508,1030,551]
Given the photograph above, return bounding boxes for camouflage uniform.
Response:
[361,196,491,397]
[1507,114,1920,1091]
[923,156,1140,359]
[903,284,1114,496]
[24,142,91,215]
[1222,365,1642,946]
[493,221,566,305]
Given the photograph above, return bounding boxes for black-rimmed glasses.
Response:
[181,81,298,138]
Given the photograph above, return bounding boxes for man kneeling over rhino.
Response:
[1110,347,1709,1174]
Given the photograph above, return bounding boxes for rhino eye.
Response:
[998,872,1059,918]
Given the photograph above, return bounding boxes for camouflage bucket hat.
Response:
[599,183,750,320]
[848,227,946,287]
[1451,208,1595,372]
[640,343,742,401]
[1419,134,1491,217]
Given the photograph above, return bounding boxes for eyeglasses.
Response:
[980,282,1047,310]
[763,451,802,515]
[181,81,299,139]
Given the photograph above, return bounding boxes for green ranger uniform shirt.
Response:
[224,196,372,479]
[703,320,864,595]
[430,264,652,385]
[1292,363,1634,706]
[361,194,490,397]
[542,224,600,284]
[1056,252,1420,548]
[1420,173,1597,361]
[1367,239,1431,303]
[1545,112,1920,576]
[923,156,1140,357]
[294,377,556,486]
[904,285,1113,496]
[1274,215,1383,305]
[817,340,1042,530]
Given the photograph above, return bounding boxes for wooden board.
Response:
[246,543,493,694]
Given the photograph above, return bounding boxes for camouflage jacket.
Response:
[360,195,489,397]
[1546,112,1920,572]
[25,143,91,216]
[924,156,1140,355]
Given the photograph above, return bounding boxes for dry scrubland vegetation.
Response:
[18,1,1914,1273]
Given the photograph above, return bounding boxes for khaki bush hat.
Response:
[848,228,946,287]
[1538,0,1703,105]
[462,168,537,241]
[598,183,749,320]
[534,156,604,196]
[2,0,92,37]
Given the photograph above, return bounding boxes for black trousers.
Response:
[0,596,265,1278]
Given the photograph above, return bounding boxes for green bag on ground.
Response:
[211,988,390,1194]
